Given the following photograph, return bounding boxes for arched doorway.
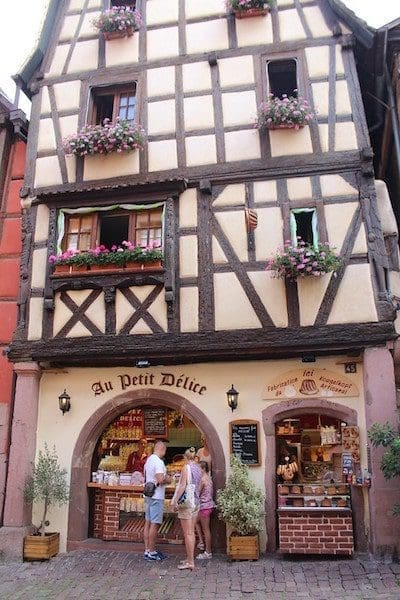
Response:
[262,398,367,553]
[67,389,226,549]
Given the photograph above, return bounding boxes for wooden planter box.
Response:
[90,264,123,272]
[234,8,268,19]
[23,532,60,561]
[103,27,133,41]
[53,264,88,275]
[227,534,259,561]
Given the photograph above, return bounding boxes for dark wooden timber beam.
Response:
[7,322,396,366]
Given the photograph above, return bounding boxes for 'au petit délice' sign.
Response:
[264,368,359,400]
[91,372,207,397]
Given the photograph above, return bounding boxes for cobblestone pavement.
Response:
[0,550,399,600]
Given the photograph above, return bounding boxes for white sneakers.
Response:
[196,551,212,560]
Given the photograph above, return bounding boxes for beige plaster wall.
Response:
[34,357,367,552]
[147,66,176,97]
[215,211,248,262]
[180,287,199,332]
[68,40,99,74]
[37,119,56,153]
[147,0,179,26]
[105,34,139,67]
[186,20,229,54]
[83,152,140,181]
[182,62,212,93]
[148,140,178,172]
[179,188,198,228]
[35,156,63,188]
[214,272,261,330]
[214,184,246,207]
[53,81,81,112]
[236,14,273,47]
[325,202,358,252]
[34,205,50,243]
[255,207,284,262]
[328,264,378,324]
[180,236,198,278]
[31,249,48,289]
[28,298,44,340]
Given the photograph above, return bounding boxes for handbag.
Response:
[143,481,157,497]
[177,464,196,510]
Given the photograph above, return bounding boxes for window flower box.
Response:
[49,243,163,276]
[226,0,271,18]
[256,94,316,131]
[93,7,142,40]
[265,239,341,281]
[63,118,145,158]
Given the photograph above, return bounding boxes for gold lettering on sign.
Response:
[264,368,359,400]
[90,372,207,397]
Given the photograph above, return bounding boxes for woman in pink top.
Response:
[196,461,215,560]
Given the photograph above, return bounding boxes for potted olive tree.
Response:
[217,455,264,560]
[23,445,69,560]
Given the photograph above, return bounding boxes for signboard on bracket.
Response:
[264,368,359,400]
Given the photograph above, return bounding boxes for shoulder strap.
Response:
[186,463,192,485]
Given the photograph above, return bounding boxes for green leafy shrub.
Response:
[216,455,264,536]
[24,445,69,536]
[369,422,400,515]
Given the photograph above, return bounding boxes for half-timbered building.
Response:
[1,0,400,559]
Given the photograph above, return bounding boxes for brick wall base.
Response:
[278,509,354,555]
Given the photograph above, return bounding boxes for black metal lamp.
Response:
[226,385,239,412]
[58,389,71,415]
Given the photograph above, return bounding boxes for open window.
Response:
[290,208,318,248]
[91,85,137,125]
[61,206,164,253]
[111,1,136,6]
[267,59,298,98]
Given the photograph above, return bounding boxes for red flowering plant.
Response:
[49,242,163,269]
[92,6,142,35]
[226,0,272,11]
[63,118,146,158]
[256,93,316,130]
[265,238,341,280]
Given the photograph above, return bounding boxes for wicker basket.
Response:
[327,486,336,496]
[321,498,332,507]
[303,486,314,495]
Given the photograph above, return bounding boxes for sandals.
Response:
[177,561,194,570]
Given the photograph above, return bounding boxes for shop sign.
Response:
[91,372,207,397]
[264,368,359,400]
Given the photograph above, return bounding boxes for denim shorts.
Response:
[144,497,164,524]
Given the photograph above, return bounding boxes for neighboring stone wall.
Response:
[278,509,354,555]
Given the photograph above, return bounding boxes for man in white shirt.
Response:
[143,440,171,561]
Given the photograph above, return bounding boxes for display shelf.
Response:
[278,506,351,512]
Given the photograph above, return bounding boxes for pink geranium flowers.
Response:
[63,118,145,158]
[92,6,142,35]
[49,241,163,269]
[265,239,341,280]
[256,94,316,130]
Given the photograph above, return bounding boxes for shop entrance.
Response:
[262,399,367,554]
[89,406,204,545]
[67,389,226,551]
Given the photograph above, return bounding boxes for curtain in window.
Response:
[56,203,165,253]
[290,208,318,250]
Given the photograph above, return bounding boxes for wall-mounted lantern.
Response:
[226,385,239,412]
[58,389,71,415]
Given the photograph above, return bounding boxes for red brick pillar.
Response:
[363,346,400,556]
[0,362,41,559]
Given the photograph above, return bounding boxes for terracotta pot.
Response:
[234,8,268,19]
[72,264,88,272]
[125,260,163,272]
[53,264,71,274]
[103,27,133,41]
[90,264,122,272]
[266,123,305,130]
[227,534,259,561]
[23,532,60,561]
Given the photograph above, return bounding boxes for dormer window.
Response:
[91,85,137,125]
[267,59,298,98]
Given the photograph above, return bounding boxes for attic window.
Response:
[91,85,137,125]
[111,1,136,6]
[268,59,298,98]
[290,209,318,248]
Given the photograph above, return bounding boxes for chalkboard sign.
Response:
[144,408,167,438]
[229,420,260,467]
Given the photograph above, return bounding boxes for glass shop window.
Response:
[91,85,137,125]
[268,59,298,98]
[291,209,318,247]
[64,214,95,251]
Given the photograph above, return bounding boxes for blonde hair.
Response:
[184,447,196,461]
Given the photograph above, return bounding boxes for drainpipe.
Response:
[383,27,400,188]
